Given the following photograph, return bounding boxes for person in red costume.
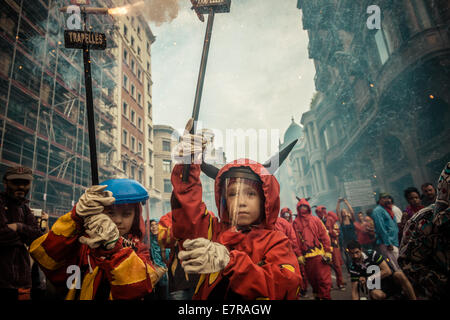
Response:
[315,206,346,290]
[169,119,303,300]
[276,208,308,296]
[293,199,333,300]
[280,207,294,223]
[29,180,166,300]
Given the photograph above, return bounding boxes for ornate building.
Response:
[297,0,450,209]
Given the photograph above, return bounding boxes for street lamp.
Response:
[182,0,232,181]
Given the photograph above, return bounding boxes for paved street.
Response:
[301,267,354,300]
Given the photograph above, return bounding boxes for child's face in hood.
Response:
[225,179,263,228]
[104,203,136,237]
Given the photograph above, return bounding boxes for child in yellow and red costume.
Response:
[29,179,166,300]
[169,119,303,300]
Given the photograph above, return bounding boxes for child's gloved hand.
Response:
[79,213,119,250]
[178,238,230,274]
[76,185,115,217]
[172,118,208,165]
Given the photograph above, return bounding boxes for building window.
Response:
[122,101,128,117]
[131,59,135,74]
[122,129,128,146]
[138,141,143,155]
[123,25,128,37]
[131,109,135,124]
[137,69,141,82]
[164,179,172,193]
[147,42,150,54]
[137,26,141,35]
[149,176,152,187]
[123,75,128,90]
[148,149,153,165]
[131,136,136,151]
[122,161,127,174]
[131,36,135,48]
[138,169,143,183]
[147,82,151,95]
[131,84,135,98]
[147,62,150,72]
[123,49,128,63]
[131,165,135,179]
[138,93,142,106]
[162,140,171,152]
[163,160,172,173]
[137,47,141,57]
[138,117,142,130]
[375,29,389,65]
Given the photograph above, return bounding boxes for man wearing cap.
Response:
[370,193,401,272]
[0,166,43,300]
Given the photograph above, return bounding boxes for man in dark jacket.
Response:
[0,166,42,300]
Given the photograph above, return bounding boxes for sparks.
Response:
[108,6,128,15]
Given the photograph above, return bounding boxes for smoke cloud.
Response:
[124,0,181,26]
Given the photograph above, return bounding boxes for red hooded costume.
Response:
[293,198,332,299]
[170,161,303,300]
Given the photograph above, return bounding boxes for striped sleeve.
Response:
[29,208,83,286]
[96,241,158,300]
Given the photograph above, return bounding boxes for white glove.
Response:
[76,185,115,217]
[79,213,120,250]
[172,118,208,165]
[178,238,230,274]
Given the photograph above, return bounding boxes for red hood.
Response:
[327,211,338,222]
[214,159,280,229]
[315,205,326,219]
[296,198,311,216]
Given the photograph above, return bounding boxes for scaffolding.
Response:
[0,0,121,219]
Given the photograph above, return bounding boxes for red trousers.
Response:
[331,246,345,287]
[305,255,332,300]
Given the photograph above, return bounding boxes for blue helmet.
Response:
[100,179,149,205]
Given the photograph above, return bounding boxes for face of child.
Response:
[226,181,262,227]
[150,221,158,235]
[104,204,135,237]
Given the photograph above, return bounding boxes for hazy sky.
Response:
[149,0,316,160]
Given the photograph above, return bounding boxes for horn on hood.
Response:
[200,138,298,180]
[263,139,298,174]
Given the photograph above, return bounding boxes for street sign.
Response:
[344,179,376,207]
[64,30,106,50]
[194,0,231,14]
[70,0,90,4]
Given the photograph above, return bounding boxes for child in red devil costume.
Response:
[293,199,333,300]
[169,120,302,300]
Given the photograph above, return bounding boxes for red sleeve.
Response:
[171,164,219,242]
[222,233,302,300]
